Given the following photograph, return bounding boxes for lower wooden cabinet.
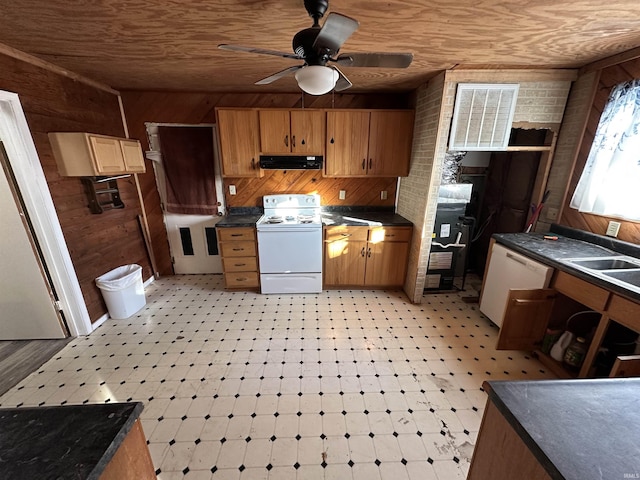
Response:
[217,227,260,289]
[324,225,411,287]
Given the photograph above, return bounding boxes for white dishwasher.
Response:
[479,243,554,328]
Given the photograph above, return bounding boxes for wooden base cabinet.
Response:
[217,227,260,289]
[324,225,411,287]
[485,239,640,379]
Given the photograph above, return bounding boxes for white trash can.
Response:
[96,264,146,319]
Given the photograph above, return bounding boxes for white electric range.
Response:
[256,194,323,294]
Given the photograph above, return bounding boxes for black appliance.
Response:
[259,155,323,170]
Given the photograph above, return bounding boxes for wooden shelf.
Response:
[532,350,578,379]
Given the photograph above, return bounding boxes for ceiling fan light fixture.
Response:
[295,65,339,95]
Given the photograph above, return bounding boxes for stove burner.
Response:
[297,214,316,224]
[266,215,283,224]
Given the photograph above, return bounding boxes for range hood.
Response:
[259,155,323,170]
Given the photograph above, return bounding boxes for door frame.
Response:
[0,90,92,336]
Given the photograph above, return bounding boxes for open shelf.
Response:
[532,349,579,379]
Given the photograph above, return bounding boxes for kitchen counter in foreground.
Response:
[0,402,154,480]
[468,378,640,480]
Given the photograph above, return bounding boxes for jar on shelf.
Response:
[564,337,588,368]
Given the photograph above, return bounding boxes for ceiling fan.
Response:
[218,0,413,95]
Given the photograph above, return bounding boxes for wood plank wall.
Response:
[120,91,413,276]
[0,53,152,323]
[560,58,640,244]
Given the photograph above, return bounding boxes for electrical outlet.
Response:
[380,190,388,200]
[229,185,236,195]
[339,190,346,200]
[546,207,558,221]
[606,221,621,237]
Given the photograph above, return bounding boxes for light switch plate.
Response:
[606,221,621,237]
[339,190,346,200]
[229,185,236,195]
[380,190,388,200]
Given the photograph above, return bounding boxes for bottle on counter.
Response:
[564,337,588,368]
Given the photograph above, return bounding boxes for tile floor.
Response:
[0,275,555,480]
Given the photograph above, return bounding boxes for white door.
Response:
[0,143,67,339]
[165,213,222,274]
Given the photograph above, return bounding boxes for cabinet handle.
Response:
[284,135,289,147]
[232,248,244,251]
[301,138,305,145]
[330,137,335,144]
[362,159,366,170]
[251,158,256,169]
[506,252,527,266]
[230,234,243,237]
[292,135,296,147]
[367,247,371,257]
[385,234,396,238]
[234,263,246,267]
[237,277,248,282]
[511,297,556,305]
[369,158,372,169]
[361,247,366,257]
[340,233,352,237]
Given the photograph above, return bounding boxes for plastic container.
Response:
[96,264,146,319]
[564,336,587,368]
[550,331,574,362]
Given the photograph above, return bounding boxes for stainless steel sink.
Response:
[567,257,640,270]
[601,269,640,286]
[562,255,640,293]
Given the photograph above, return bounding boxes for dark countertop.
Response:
[487,378,640,480]
[321,211,413,227]
[216,214,262,227]
[0,402,144,480]
[217,207,413,228]
[493,226,640,303]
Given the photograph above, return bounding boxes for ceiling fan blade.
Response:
[335,52,413,68]
[218,44,301,60]
[255,65,303,85]
[312,12,359,55]
[332,66,352,92]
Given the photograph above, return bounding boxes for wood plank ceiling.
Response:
[1,0,640,93]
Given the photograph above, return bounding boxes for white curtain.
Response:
[570,79,640,221]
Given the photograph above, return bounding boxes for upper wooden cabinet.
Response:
[48,132,146,176]
[259,109,324,155]
[216,109,262,178]
[325,110,414,177]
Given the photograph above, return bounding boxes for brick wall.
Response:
[399,70,575,303]
[535,72,599,231]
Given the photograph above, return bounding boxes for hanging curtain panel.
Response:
[570,80,640,221]
[158,126,218,215]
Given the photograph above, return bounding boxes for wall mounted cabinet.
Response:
[216,109,263,178]
[325,110,414,177]
[324,225,412,287]
[258,109,324,155]
[49,132,145,176]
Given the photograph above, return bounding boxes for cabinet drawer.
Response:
[325,226,369,242]
[225,272,259,288]
[607,295,640,331]
[368,226,412,243]
[220,241,256,257]
[552,271,610,311]
[223,256,257,272]
[218,228,256,242]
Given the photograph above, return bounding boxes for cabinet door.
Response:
[324,239,367,285]
[259,110,291,153]
[610,356,640,378]
[120,139,146,173]
[367,111,414,177]
[291,110,324,155]
[496,289,556,350]
[364,241,409,286]
[325,111,370,177]
[88,135,126,174]
[217,109,262,177]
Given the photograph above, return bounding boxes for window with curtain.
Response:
[570,79,640,221]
